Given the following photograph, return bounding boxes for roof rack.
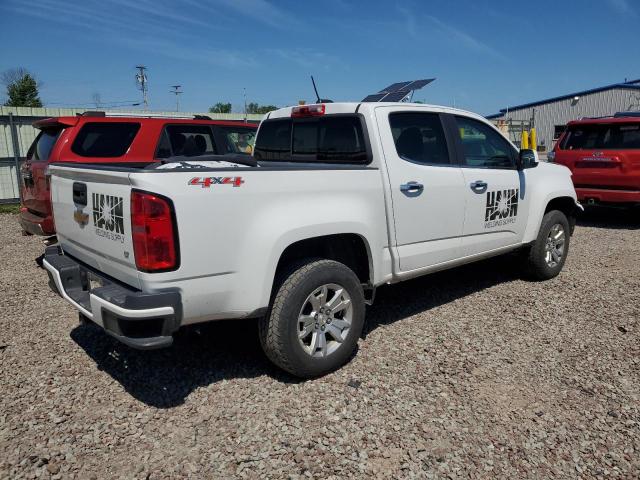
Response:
[104,111,194,119]
[614,111,640,118]
[579,115,613,120]
[76,110,204,119]
[74,111,253,121]
[78,111,106,117]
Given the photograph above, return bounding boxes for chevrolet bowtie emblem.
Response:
[73,208,89,227]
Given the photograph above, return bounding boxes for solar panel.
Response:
[379,81,413,93]
[381,91,411,102]
[403,79,434,91]
[362,93,387,102]
[361,78,435,102]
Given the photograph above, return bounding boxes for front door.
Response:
[376,107,467,272]
[450,115,530,256]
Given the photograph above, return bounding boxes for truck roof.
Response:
[266,102,490,124]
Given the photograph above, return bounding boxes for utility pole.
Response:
[243,87,247,122]
[170,85,182,112]
[135,65,148,109]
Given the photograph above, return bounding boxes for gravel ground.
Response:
[1,209,639,479]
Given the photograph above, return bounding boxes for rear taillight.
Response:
[131,191,178,272]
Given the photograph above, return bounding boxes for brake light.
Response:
[291,104,325,118]
[131,191,178,272]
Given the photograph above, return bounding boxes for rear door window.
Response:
[389,112,450,165]
[254,116,369,163]
[156,125,216,158]
[27,128,62,160]
[71,122,140,157]
[561,123,640,150]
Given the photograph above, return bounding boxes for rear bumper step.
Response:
[43,246,182,349]
[575,187,640,205]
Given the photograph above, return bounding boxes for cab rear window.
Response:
[561,123,640,150]
[71,122,140,157]
[254,116,369,163]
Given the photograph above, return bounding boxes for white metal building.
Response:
[487,79,640,150]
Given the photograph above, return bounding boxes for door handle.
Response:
[470,180,488,194]
[400,181,424,196]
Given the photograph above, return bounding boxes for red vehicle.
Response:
[550,113,640,206]
[19,113,258,235]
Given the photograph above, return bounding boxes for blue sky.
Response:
[1,0,638,115]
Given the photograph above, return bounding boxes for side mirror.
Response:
[517,149,538,170]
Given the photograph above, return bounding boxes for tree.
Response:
[209,102,232,113]
[2,68,43,107]
[246,102,277,114]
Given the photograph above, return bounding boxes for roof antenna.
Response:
[310,75,333,103]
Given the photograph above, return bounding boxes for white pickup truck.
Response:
[44,102,582,377]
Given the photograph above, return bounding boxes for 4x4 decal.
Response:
[484,189,518,228]
[189,176,244,188]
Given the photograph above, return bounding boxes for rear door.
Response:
[376,107,466,272]
[49,166,140,289]
[448,114,529,256]
[555,122,640,190]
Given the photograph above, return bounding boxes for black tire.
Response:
[522,210,570,280]
[259,259,365,378]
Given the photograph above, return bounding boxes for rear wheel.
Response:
[522,210,570,280]
[259,259,365,378]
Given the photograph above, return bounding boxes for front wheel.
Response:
[522,210,571,280]
[259,259,365,378]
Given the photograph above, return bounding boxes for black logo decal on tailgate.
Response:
[92,193,125,242]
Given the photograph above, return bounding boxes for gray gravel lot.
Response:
[1,209,639,479]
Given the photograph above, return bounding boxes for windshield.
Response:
[561,123,640,150]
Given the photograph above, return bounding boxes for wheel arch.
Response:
[271,233,373,296]
[523,192,581,243]
[544,196,580,235]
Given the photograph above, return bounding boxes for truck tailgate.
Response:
[49,165,140,290]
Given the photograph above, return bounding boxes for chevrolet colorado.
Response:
[43,102,582,378]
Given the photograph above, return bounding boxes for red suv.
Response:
[19,113,258,235]
[551,113,640,206]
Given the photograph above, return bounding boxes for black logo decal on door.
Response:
[485,189,518,228]
[92,193,125,241]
